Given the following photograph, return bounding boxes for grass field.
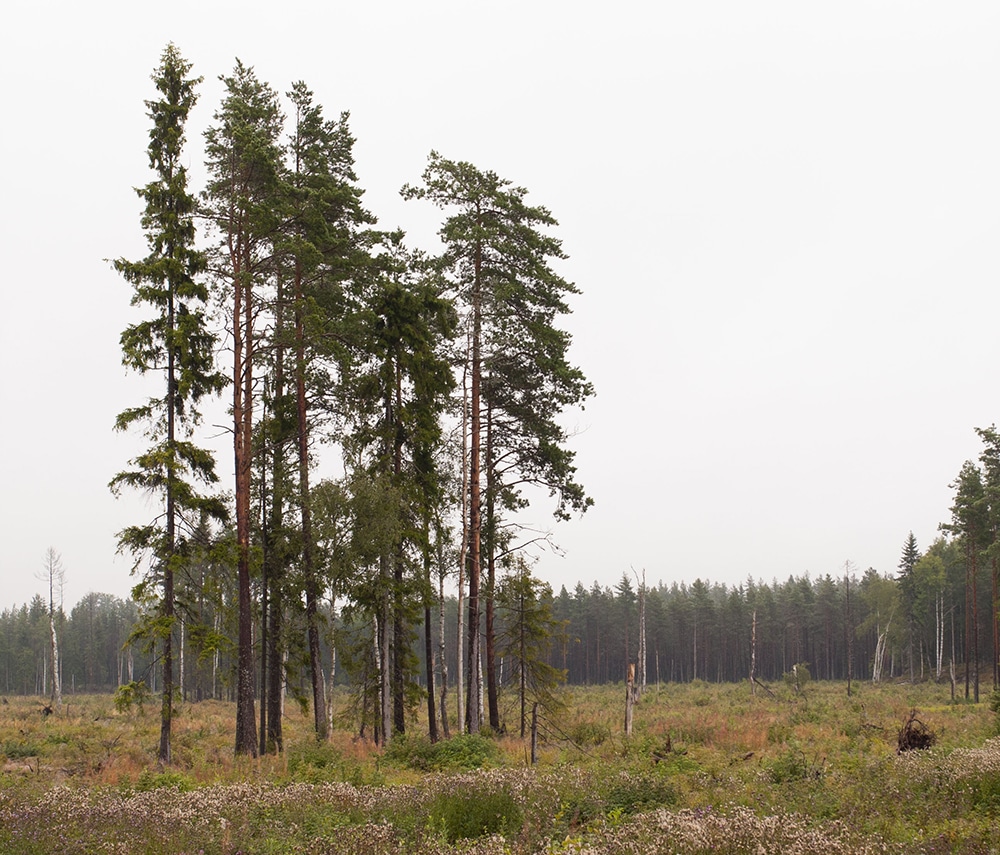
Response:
[1,679,998,853]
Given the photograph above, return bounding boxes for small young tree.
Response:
[496,556,566,738]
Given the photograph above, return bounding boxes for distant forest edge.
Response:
[4,532,991,704]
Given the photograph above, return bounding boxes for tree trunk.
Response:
[993,558,999,690]
[424,513,438,742]
[485,397,499,732]
[438,541,450,739]
[624,663,635,737]
[467,262,483,735]
[455,343,469,735]
[636,571,646,693]
[973,550,980,703]
[378,555,392,745]
[530,702,538,765]
[234,247,258,757]
[292,263,327,741]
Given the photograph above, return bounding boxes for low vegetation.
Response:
[1,680,999,853]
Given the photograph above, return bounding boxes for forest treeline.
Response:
[4,529,992,712]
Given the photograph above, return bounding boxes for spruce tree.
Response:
[111,44,226,764]
[496,556,566,738]
[897,532,921,682]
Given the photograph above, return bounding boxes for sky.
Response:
[1,2,998,611]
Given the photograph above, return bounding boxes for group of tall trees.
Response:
[931,426,1000,703]
[110,46,591,758]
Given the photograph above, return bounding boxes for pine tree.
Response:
[403,152,592,733]
[976,425,1000,689]
[282,83,374,741]
[203,59,285,756]
[111,44,226,764]
[944,461,989,702]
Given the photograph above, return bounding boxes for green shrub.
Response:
[113,680,149,715]
[767,746,822,783]
[604,769,678,814]
[287,739,341,773]
[568,721,611,747]
[133,769,195,792]
[783,663,812,694]
[425,787,523,842]
[969,771,1000,809]
[385,733,499,771]
[2,740,40,759]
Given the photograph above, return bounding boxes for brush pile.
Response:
[897,709,935,753]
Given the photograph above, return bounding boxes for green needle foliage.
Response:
[203,59,285,757]
[404,152,593,734]
[110,44,227,765]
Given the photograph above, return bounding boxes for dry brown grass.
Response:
[2,680,1000,853]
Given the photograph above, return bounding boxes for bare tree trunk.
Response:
[485,398,499,732]
[424,517,438,742]
[993,558,999,690]
[519,574,527,738]
[636,569,646,694]
[934,593,941,681]
[845,563,853,697]
[42,549,64,712]
[234,247,258,757]
[266,576,284,751]
[530,703,539,765]
[379,556,392,745]
[456,335,469,735]
[624,663,635,737]
[179,619,186,702]
[466,237,483,736]
[326,595,337,738]
[973,550,981,703]
[438,542,450,739]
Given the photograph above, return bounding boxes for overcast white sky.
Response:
[1,2,998,610]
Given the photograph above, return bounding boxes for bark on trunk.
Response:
[466,235,483,735]
[234,247,258,757]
